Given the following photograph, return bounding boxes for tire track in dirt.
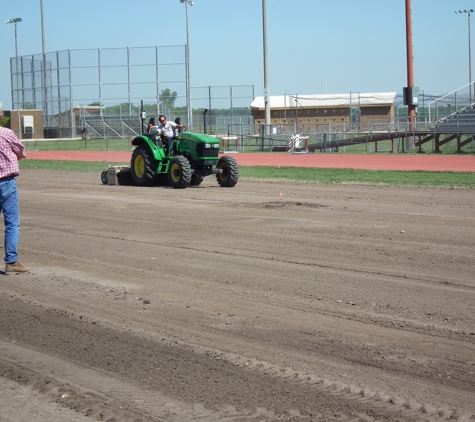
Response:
[0,342,217,422]
[2,274,474,422]
[13,217,475,402]
[1,311,469,422]
[20,235,475,348]
[20,224,475,348]
[20,215,475,293]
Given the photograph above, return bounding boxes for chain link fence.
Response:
[9,46,254,142]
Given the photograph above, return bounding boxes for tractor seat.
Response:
[142,133,156,141]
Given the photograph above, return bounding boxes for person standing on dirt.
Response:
[157,115,184,153]
[0,102,29,274]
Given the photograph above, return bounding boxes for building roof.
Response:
[250,92,397,109]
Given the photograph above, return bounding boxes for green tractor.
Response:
[124,130,238,189]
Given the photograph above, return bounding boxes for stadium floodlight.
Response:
[6,18,22,109]
[455,9,475,103]
[5,17,22,24]
[180,0,194,128]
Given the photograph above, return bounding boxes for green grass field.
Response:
[23,138,132,152]
[20,160,475,189]
[23,135,475,155]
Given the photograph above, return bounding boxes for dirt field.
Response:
[1,169,474,422]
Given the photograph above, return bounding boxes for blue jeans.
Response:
[0,178,20,264]
[163,136,174,152]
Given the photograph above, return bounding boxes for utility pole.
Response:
[404,0,417,151]
[405,0,416,122]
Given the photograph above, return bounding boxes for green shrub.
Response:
[0,115,9,127]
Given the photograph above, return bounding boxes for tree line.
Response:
[94,89,251,117]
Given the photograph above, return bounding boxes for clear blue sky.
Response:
[0,0,471,109]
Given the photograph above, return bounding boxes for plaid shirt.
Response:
[0,127,24,179]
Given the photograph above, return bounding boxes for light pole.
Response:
[40,0,48,122]
[180,0,193,129]
[262,0,270,134]
[455,9,474,104]
[5,17,22,109]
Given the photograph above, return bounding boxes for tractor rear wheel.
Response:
[216,156,239,187]
[168,156,192,189]
[131,145,158,186]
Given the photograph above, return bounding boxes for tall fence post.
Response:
[259,124,264,151]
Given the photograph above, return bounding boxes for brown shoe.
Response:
[5,261,30,274]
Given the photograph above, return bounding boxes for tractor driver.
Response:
[156,115,184,154]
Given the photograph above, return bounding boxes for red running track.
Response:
[27,151,475,172]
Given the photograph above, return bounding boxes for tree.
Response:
[0,115,9,127]
[159,89,178,110]
[103,103,140,114]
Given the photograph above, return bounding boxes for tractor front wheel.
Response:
[216,156,239,187]
[131,145,158,186]
[168,156,192,189]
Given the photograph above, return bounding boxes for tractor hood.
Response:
[178,132,219,144]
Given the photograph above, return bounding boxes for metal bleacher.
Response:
[82,115,142,140]
[305,86,475,154]
[433,106,475,134]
